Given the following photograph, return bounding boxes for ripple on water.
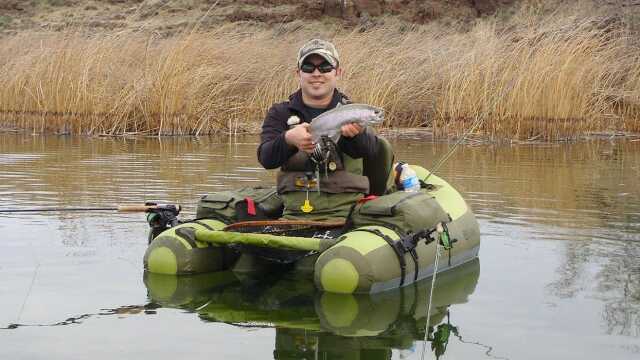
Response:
[0,153,46,164]
[235,166,266,170]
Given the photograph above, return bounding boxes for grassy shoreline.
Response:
[0,8,638,140]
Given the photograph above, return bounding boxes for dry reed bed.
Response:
[0,14,638,140]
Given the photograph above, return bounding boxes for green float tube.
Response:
[143,165,480,295]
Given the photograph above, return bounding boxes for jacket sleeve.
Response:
[338,127,379,160]
[257,106,298,169]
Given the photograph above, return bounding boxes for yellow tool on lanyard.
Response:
[301,187,313,213]
[301,172,314,213]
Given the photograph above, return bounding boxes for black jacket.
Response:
[257,89,378,169]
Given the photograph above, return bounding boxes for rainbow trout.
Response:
[309,104,384,143]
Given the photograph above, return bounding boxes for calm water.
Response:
[0,134,639,359]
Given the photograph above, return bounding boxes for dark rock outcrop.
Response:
[0,1,26,11]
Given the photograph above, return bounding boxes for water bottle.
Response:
[397,163,421,192]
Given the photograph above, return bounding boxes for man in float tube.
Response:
[257,39,380,220]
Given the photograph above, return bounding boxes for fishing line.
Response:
[420,241,442,360]
[454,333,510,360]
[425,114,485,182]
[419,114,484,359]
[16,263,39,324]
[16,241,41,324]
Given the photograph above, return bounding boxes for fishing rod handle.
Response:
[116,205,155,212]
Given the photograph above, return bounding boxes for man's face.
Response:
[297,54,341,102]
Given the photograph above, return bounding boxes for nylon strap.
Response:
[191,220,215,231]
[245,197,256,216]
[353,228,420,287]
[408,247,419,282]
[357,195,378,204]
[174,227,198,248]
[190,221,215,248]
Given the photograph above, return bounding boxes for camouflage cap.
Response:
[297,39,340,68]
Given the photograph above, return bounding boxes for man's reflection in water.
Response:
[143,260,484,360]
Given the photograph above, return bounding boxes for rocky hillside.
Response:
[0,0,529,35]
[2,1,636,36]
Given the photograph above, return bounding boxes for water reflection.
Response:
[143,260,484,360]
[0,134,273,218]
[547,239,640,337]
[2,134,640,357]
[398,139,640,340]
[3,135,637,238]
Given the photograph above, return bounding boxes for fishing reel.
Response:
[310,135,334,163]
[399,221,456,253]
[145,201,181,243]
[310,135,341,174]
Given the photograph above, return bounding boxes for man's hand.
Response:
[285,123,315,153]
[341,123,363,138]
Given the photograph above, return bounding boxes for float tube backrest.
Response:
[363,136,395,196]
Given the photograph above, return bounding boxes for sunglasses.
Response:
[300,62,335,74]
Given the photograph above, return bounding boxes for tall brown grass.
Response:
[0,7,638,139]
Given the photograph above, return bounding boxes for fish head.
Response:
[369,106,384,125]
[351,105,384,125]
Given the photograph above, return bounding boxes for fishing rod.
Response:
[0,203,181,213]
[425,85,508,182]
[425,114,485,182]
